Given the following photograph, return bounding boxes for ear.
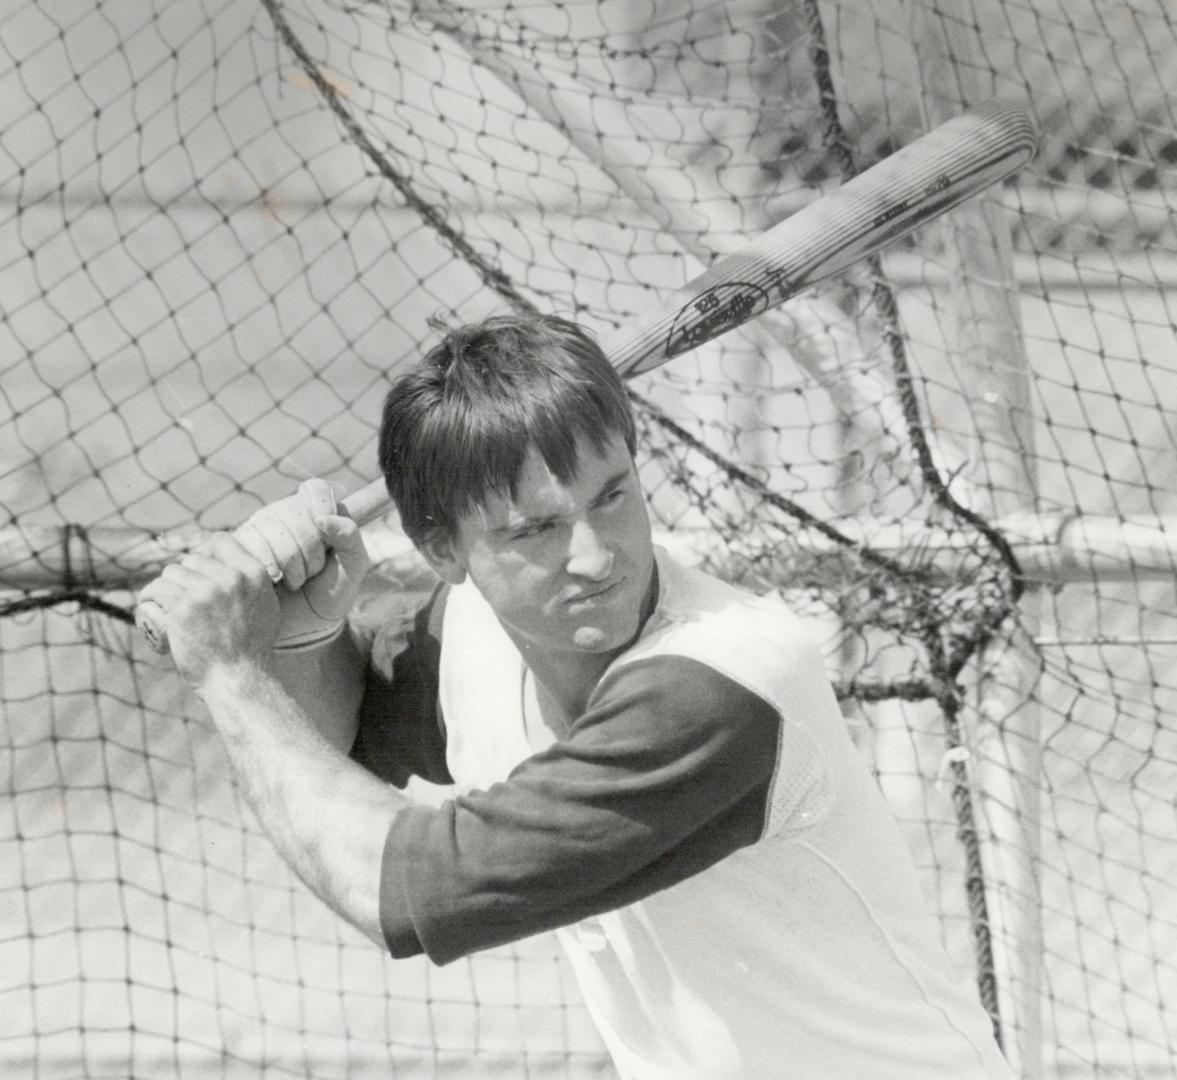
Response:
[416,529,468,586]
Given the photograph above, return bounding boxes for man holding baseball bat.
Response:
[140,313,1014,1078]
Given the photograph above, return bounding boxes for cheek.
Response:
[468,551,554,612]
[621,502,654,557]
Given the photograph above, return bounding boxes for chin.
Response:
[570,625,620,652]
[570,610,643,654]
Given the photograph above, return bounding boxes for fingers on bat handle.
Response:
[137,477,391,655]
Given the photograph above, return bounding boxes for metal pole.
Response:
[908,1,1044,1075]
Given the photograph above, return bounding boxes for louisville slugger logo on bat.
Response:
[666,282,771,357]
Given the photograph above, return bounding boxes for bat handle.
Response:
[136,477,393,655]
[338,476,394,526]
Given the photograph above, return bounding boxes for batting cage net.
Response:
[2,1,1174,1077]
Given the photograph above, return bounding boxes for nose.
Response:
[565,519,614,582]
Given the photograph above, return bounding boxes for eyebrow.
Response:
[493,467,633,535]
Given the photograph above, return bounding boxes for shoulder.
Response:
[620,550,832,704]
[587,649,780,743]
[587,567,837,841]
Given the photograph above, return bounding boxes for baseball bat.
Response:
[137,100,1037,652]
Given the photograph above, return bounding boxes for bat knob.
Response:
[135,598,170,654]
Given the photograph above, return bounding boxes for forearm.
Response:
[268,627,366,755]
[198,658,404,947]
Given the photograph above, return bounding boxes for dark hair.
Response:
[378,313,636,544]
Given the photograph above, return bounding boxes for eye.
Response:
[598,484,627,509]
[511,520,552,541]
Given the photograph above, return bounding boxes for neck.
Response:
[516,644,617,725]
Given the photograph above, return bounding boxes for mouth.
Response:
[566,579,623,607]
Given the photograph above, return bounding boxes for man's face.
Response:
[444,432,656,661]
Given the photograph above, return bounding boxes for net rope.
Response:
[2,1,1175,1077]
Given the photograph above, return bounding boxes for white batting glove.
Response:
[235,478,370,651]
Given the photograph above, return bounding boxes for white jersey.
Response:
[354,549,1014,1079]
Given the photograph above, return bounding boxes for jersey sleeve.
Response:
[378,654,796,964]
[349,582,454,789]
